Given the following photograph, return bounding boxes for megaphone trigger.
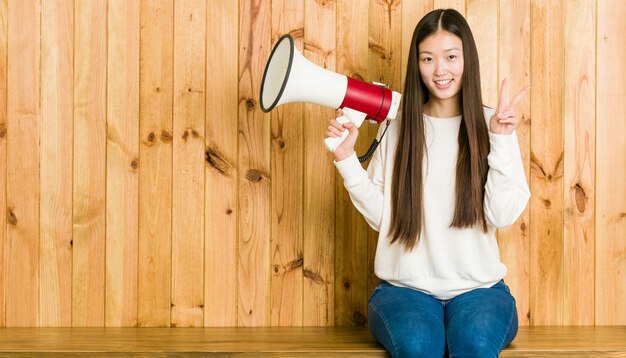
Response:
[323,107,367,152]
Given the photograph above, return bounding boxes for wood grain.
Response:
[171,0,206,328]
[497,0,531,327]
[0,327,625,356]
[401,1,433,92]
[434,0,465,14]
[73,0,107,327]
[205,0,238,327]
[6,0,41,327]
[563,0,595,326]
[335,0,369,327]
[237,0,271,327]
[302,0,336,327]
[529,0,564,326]
[40,0,73,327]
[0,0,623,329]
[367,0,402,296]
[0,0,6,329]
[138,0,174,327]
[596,0,626,325]
[269,0,305,327]
[106,0,140,327]
[467,0,498,108]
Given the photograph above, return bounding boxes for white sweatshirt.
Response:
[334,107,530,300]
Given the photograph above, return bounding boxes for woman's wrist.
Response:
[334,150,355,162]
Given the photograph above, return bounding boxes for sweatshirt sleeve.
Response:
[484,130,531,228]
[334,150,385,232]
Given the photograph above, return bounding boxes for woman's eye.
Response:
[448,55,458,60]
[422,57,432,63]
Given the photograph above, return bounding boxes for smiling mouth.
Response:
[434,79,452,85]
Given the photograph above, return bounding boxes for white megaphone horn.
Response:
[260,34,401,153]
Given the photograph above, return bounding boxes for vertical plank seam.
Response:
[37,0,43,327]
[593,0,598,326]
[2,0,7,327]
[266,0,270,326]
[300,1,305,327]
[71,0,75,327]
[559,0,565,325]
[170,0,175,328]
[202,0,207,327]
[104,0,109,327]
[235,0,240,328]
[135,0,140,327]
[527,0,533,327]
[136,0,141,328]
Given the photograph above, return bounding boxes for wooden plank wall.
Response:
[0,0,624,327]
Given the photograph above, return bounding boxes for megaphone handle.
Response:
[324,116,350,152]
[324,108,367,152]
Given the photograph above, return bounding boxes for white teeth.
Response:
[435,79,452,85]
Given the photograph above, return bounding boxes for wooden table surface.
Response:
[0,326,624,357]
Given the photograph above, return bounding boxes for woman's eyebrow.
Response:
[419,47,461,55]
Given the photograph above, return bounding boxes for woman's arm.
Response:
[483,131,530,228]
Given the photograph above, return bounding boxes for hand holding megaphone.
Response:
[326,109,359,161]
[260,34,401,153]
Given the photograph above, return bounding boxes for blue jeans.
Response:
[368,280,518,358]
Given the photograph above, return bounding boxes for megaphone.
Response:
[260,34,401,153]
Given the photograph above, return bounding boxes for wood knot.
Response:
[520,222,526,231]
[206,147,230,175]
[182,128,200,141]
[155,87,161,93]
[542,198,551,208]
[274,137,287,151]
[160,130,173,143]
[353,311,367,326]
[146,132,156,145]
[7,210,17,225]
[0,126,6,138]
[70,240,73,247]
[245,99,256,110]
[288,27,304,39]
[303,269,325,285]
[273,265,281,274]
[226,209,233,215]
[130,159,138,170]
[368,41,389,60]
[245,169,263,182]
[314,0,333,7]
[574,183,586,213]
[286,256,303,271]
[343,281,351,289]
[351,73,364,81]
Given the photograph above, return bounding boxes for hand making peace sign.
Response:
[489,78,530,135]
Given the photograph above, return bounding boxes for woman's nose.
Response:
[435,60,447,76]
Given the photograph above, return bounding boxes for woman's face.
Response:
[418,30,464,102]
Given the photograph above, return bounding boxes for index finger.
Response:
[498,78,509,111]
[510,85,530,109]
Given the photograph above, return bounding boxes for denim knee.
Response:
[448,336,499,358]
[368,281,446,358]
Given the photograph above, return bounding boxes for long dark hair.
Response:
[390,9,490,251]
